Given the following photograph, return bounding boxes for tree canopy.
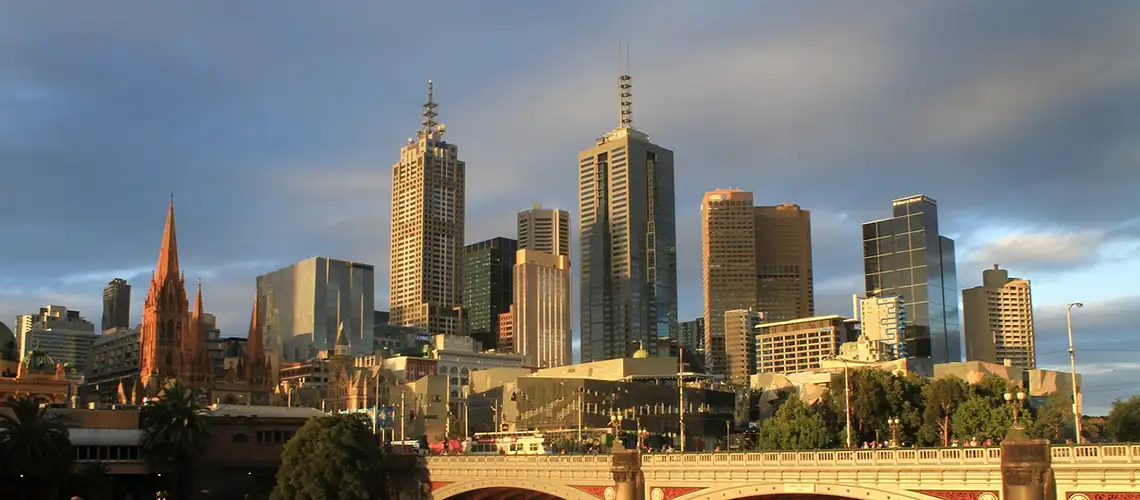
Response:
[272,413,389,500]
[756,396,831,451]
[1105,395,1140,442]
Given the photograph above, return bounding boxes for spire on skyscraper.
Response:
[420,79,442,138]
[618,42,632,130]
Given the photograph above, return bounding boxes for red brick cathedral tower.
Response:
[139,198,190,394]
[183,281,215,396]
[240,291,273,402]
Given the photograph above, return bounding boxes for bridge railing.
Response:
[425,444,1140,469]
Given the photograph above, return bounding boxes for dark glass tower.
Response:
[862,195,961,364]
[463,237,517,350]
[101,278,131,332]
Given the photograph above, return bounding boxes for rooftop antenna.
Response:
[619,42,633,130]
[420,79,440,138]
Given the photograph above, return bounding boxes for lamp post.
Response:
[1005,389,1027,428]
[889,416,901,448]
[609,412,625,451]
[1066,302,1084,444]
[825,354,854,448]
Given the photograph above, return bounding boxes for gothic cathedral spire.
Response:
[139,198,190,395]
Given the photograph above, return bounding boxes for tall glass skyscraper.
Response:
[862,195,961,364]
[577,72,678,362]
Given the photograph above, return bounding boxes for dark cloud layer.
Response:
[1,1,1138,411]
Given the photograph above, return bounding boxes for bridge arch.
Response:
[433,478,599,500]
[673,483,947,500]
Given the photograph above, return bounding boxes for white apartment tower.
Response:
[389,81,466,336]
[962,265,1036,370]
[513,249,573,368]
[859,295,907,360]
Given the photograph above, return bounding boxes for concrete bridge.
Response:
[425,444,1140,500]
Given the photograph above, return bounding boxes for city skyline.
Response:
[2,1,1139,414]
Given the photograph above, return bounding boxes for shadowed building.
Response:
[102,278,131,332]
[754,203,814,321]
[862,194,961,366]
[463,237,517,350]
[578,69,678,362]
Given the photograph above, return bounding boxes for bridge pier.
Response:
[1001,428,1056,500]
[611,448,644,500]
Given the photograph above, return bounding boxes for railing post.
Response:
[1001,428,1056,500]
[611,446,644,500]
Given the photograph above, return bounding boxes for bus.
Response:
[468,431,551,455]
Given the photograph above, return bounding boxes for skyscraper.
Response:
[518,204,570,256]
[513,249,573,368]
[724,308,764,383]
[754,203,814,321]
[962,264,1036,369]
[256,257,375,362]
[701,189,756,375]
[463,237,517,350]
[389,80,465,336]
[701,191,815,375]
[102,278,131,332]
[578,69,678,362]
[862,195,961,365]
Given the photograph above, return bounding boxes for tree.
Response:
[920,377,967,446]
[272,413,389,500]
[70,462,114,500]
[756,397,832,451]
[1029,395,1071,443]
[951,394,1021,442]
[0,396,73,499]
[1105,396,1140,442]
[140,381,210,500]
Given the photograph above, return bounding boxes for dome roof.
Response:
[632,342,650,359]
[21,349,58,374]
[0,320,13,340]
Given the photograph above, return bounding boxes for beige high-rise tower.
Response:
[518,204,570,257]
[389,81,465,335]
[701,189,757,375]
[962,264,1036,369]
[513,249,573,368]
[701,191,815,376]
[754,203,814,321]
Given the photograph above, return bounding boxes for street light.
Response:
[1004,389,1027,428]
[1066,302,1084,444]
[889,416,901,448]
[824,354,854,448]
[609,412,625,451]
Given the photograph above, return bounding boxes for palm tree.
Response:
[0,396,73,499]
[140,381,210,500]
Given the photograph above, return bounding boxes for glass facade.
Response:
[862,196,961,364]
[462,237,517,351]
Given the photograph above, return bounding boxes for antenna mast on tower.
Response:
[421,79,441,138]
[618,42,633,130]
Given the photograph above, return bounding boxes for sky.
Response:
[2,1,1138,415]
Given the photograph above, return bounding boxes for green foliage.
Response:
[0,396,73,491]
[272,414,389,500]
[70,462,114,500]
[951,394,1021,442]
[919,377,967,446]
[1029,395,1071,443]
[1105,396,1140,442]
[756,397,832,451]
[140,381,210,500]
